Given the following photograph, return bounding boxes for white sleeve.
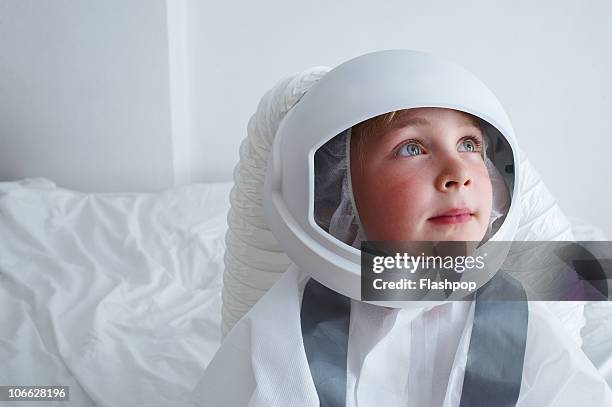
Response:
[517,302,612,407]
[186,319,256,407]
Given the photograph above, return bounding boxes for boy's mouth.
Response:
[427,208,473,225]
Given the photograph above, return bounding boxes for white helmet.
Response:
[264,49,521,307]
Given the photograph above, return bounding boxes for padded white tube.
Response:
[222,68,330,336]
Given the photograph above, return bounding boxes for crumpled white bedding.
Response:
[0,178,232,407]
[0,178,610,407]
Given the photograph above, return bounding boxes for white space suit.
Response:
[188,50,612,406]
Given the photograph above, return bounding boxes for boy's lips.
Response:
[428,207,473,225]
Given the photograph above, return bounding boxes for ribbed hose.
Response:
[222,67,330,337]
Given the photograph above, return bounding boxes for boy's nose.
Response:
[435,157,472,192]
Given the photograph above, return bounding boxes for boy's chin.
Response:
[420,226,487,242]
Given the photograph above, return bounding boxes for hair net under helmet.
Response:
[263,50,520,308]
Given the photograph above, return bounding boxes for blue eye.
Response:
[398,143,422,157]
[458,138,481,153]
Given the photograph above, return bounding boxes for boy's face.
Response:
[350,107,493,242]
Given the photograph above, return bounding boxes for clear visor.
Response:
[314,108,515,249]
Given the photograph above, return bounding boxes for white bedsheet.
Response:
[0,178,232,406]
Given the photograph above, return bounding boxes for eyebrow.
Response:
[391,116,431,130]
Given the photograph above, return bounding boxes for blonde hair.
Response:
[352,110,400,141]
[351,110,404,172]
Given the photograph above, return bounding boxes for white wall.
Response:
[1,0,611,236]
[0,0,174,192]
[185,0,612,237]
